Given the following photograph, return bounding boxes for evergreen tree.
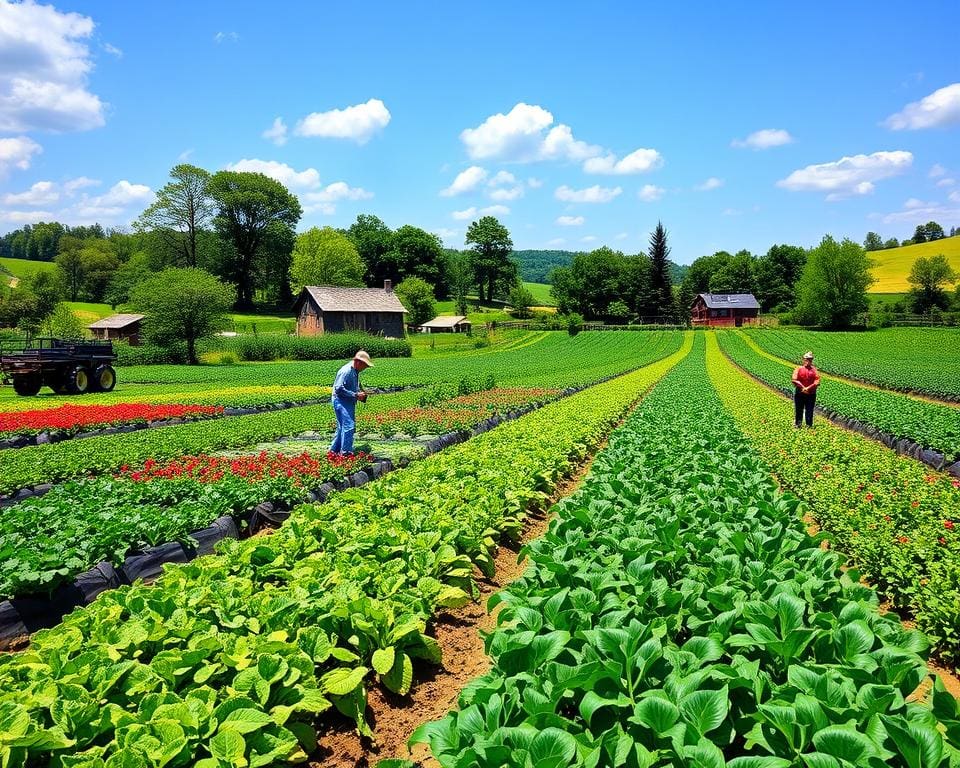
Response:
[647,221,673,317]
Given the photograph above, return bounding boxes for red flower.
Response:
[897,535,910,544]
[865,492,874,501]
[940,537,948,546]
[945,520,955,530]
[0,403,222,436]
[911,500,920,508]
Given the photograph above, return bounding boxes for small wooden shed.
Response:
[88,314,145,345]
[690,293,760,328]
[293,282,407,337]
[419,315,472,334]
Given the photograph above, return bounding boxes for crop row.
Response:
[0,391,419,497]
[0,388,561,601]
[745,328,960,401]
[120,331,684,389]
[0,403,225,439]
[706,333,960,662]
[0,336,693,767]
[717,330,960,464]
[411,334,960,768]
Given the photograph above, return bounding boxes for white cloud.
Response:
[440,165,487,196]
[0,209,56,224]
[177,148,194,162]
[489,170,516,185]
[638,184,665,202]
[226,158,321,191]
[615,232,628,240]
[527,177,543,188]
[2,180,59,206]
[930,163,947,178]
[214,31,239,44]
[555,184,622,203]
[92,180,152,207]
[949,190,960,204]
[0,136,42,175]
[879,199,960,225]
[301,182,372,214]
[262,117,288,146]
[885,83,960,130]
[556,215,585,226]
[0,1,105,132]
[776,151,913,199]
[583,148,663,175]
[450,204,509,221]
[904,197,931,209]
[695,177,724,191]
[731,129,794,149]
[936,178,956,187]
[580,235,598,243]
[486,170,524,201]
[546,237,566,247]
[70,180,154,221]
[63,176,99,192]
[460,102,602,163]
[433,227,459,241]
[294,98,391,143]
[103,42,123,57]
[489,186,524,201]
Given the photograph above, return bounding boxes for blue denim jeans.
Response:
[330,399,356,454]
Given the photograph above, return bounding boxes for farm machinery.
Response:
[0,337,117,396]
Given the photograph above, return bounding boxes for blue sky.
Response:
[1,0,958,265]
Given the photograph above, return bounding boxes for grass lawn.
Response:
[65,301,115,324]
[868,237,960,293]
[523,281,554,306]
[227,312,296,334]
[433,299,514,325]
[0,257,56,288]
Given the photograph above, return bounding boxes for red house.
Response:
[690,293,760,327]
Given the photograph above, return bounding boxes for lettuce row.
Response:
[413,333,960,767]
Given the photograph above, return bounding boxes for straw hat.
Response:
[353,350,374,367]
[803,351,814,360]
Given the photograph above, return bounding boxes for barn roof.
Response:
[421,315,471,328]
[695,293,760,310]
[295,286,408,314]
[87,313,145,330]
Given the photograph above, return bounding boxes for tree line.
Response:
[863,221,957,252]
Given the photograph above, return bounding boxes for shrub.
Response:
[566,312,584,336]
[227,332,411,362]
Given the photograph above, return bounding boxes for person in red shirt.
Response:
[792,351,821,427]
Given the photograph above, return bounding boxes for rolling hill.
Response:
[0,256,56,288]
[868,237,960,293]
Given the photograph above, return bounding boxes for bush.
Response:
[566,312,584,336]
[114,341,189,366]
[226,332,411,362]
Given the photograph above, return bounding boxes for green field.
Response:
[0,256,56,287]
[523,280,554,306]
[868,237,960,293]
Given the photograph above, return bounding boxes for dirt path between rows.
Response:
[311,436,609,768]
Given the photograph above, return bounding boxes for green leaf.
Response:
[219,708,274,735]
[320,666,368,697]
[680,687,729,737]
[372,647,396,677]
[209,729,247,767]
[632,697,680,735]
[727,758,792,768]
[812,725,877,763]
[528,727,577,768]
[435,586,471,609]
[383,653,414,696]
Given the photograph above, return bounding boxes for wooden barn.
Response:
[293,282,407,337]
[419,315,472,334]
[87,314,145,345]
[690,293,760,328]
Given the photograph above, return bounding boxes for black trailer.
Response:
[0,337,117,396]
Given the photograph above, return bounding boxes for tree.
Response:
[55,236,86,301]
[129,268,234,364]
[884,237,900,249]
[709,249,756,294]
[606,300,631,324]
[795,236,874,328]
[78,240,120,302]
[907,254,957,313]
[465,217,515,302]
[41,304,85,338]
[105,252,154,307]
[913,224,928,244]
[135,164,214,268]
[863,232,883,251]
[395,276,435,327]
[207,171,302,309]
[647,221,673,316]
[385,225,445,293]
[288,227,365,294]
[923,221,945,241]
[754,244,806,311]
[346,214,394,285]
[509,282,535,318]
[444,250,472,315]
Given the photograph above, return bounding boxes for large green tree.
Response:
[395,276,436,327]
[346,214,394,284]
[863,231,883,251]
[647,221,673,316]
[129,268,234,364]
[135,164,215,268]
[207,171,301,309]
[288,227,365,294]
[443,250,472,315]
[755,244,806,311]
[709,249,756,294]
[907,254,957,313]
[795,236,874,328]
[385,225,445,293]
[54,236,86,301]
[465,216,515,302]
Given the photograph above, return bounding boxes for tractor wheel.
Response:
[66,366,91,395]
[93,364,116,392]
[12,374,42,396]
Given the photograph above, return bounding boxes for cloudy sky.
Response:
[1,0,958,264]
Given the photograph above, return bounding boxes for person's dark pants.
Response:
[794,390,816,427]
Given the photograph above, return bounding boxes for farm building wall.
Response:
[296,302,405,338]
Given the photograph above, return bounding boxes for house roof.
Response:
[695,293,760,310]
[421,315,471,328]
[295,286,408,314]
[87,313,145,330]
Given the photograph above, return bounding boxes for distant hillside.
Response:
[868,237,960,293]
[0,257,56,288]
[512,249,687,285]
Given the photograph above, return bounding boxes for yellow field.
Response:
[868,237,960,293]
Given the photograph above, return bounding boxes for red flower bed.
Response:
[120,450,371,486]
[0,403,224,437]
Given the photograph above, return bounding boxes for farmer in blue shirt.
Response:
[330,350,372,455]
